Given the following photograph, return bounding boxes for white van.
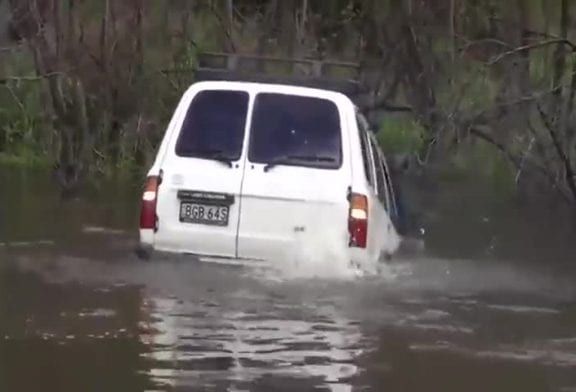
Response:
[138,80,401,269]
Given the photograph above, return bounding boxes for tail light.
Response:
[348,193,368,248]
[139,175,160,230]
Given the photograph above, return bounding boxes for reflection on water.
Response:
[140,296,362,391]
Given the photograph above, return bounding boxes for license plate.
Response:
[179,202,229,226]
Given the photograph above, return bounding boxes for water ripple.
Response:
[139,296,363,391]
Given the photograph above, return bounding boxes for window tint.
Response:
[249,93,342,169]
[369,137,389,210]
[175,90,249,161]
[356,114,373,186]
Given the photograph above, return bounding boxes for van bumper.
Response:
[135,241,268,267]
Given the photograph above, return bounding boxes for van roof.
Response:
[189,80,354,102]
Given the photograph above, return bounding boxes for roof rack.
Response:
[195,52,363,96]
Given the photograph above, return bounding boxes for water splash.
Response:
[247,227,407,283]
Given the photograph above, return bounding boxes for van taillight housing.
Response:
[348,193,368,248]
[139,176,160,230]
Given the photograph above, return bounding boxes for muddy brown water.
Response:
[1,167,576,392]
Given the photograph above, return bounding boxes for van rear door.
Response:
[153,89,249,257]
[237,92,352,262]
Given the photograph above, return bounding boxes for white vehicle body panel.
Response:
[139,81,401,267]
[237,165,352,262]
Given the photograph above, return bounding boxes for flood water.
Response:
[1,167,576,392]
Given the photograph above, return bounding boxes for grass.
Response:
[0,152,50,168]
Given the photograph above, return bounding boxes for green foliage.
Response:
[187,10,227,52]
[529,49,549,84]
[376,115,426,156]
[438,138,516,201]
[0,152,49,167]
[0,48,47,162]
[436,64,500,114]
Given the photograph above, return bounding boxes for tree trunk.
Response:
[516,0,530,96]
[449,0,456,61]
[552,0,568,114]
[224,0,235,52]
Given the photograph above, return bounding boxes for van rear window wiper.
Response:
[286,155,336,162]
[263,155,336,172]
[178,148,234,168]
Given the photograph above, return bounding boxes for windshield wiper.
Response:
[286,155,336,162]
[263,155,336,172]
[179,148,234,168]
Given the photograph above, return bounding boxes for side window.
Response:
[374,135,399,219]
[368,136,390,210]
[356,114,373,186]
[381,152,399,218]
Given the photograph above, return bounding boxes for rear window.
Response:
[175,90,249,160]
[248,93,342,169]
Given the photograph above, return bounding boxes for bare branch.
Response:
[467,69,576,126]
[537,104,576,202]
[469,127,521,167]
[469,125,573,203]
[359,66,411,114]
[0,72,64,84]
[208,0,236,52]
[0,44,25,53]
[490,15,569,42]
[3,83,26,112]
[488,39,576,66]
[459,38,513,53]
[515,137,535,184]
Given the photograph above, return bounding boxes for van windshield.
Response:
[175,90,249,161]
[248,93,342,169]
